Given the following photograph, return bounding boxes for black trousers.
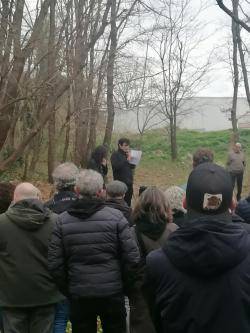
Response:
[2,305,55,333]
[70,295,126,333]
[230,172,243,201]
[124,184,133,207]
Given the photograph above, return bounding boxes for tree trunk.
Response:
[62,89,71,162]
[103,0,117,147]
[47,0,56,183]
[234,9,250,108]
[231,2,239,140]
[170,116,177,160]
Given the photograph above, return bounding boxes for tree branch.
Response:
[216,0,250,32]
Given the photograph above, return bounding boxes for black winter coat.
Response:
[105,198,132,225]
[87,158,108,178]
[111,149,134,186]
[45,190,78,214]
[48,197,140,298]
[236,196,250,223]
[145,216,250,333]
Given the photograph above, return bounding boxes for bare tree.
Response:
[147,0,211,160]
[216,0,250,32]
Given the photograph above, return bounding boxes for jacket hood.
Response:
[6,199,50,230]
[67,197,105,219]
[163,217,250,277]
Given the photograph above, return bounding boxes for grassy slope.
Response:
[124,128,250,195]
[2,128,250,196]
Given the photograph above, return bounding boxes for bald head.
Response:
[14,183,41,203]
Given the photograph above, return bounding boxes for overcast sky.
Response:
[26,0,248,98]
[193,1,248,97]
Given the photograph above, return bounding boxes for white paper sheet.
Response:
[129,150,142,165]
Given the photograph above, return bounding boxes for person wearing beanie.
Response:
[105,180,132,225]
[145,163,250,333]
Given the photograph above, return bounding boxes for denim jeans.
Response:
[53,300,69,333]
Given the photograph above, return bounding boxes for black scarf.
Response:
[135,212,167,240]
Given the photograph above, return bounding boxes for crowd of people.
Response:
[0,138,248,333]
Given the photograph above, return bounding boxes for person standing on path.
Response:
[111,138,135,207]
[227,142,245,201]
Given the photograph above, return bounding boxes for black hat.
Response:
[186,162,233,214]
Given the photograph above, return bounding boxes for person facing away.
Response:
[226,142,246,201]
[48,169,140,333]
[164,186,186,227]
[0,182,15,213]
[180,148,214,191]
[145,162,250,333]
[46,162,79,333]
[235,193,250,223]
[0,182,15,333]
[105,180,132,225]
[111,138,135,207]
[129,187,178,333]
[87,145,108,180]
[45,162,79,214]
[192,147,214,168]
[0,183,63,333]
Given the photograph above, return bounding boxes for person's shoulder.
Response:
[147,247,166,265]
[0,212,9,225]
[99,205,125,220]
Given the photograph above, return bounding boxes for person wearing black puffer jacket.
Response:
[235,195,250,223]
[145,163,250,333]
[48,169,140,333]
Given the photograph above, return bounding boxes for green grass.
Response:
[2,127,250,187]
[128,128,250,163]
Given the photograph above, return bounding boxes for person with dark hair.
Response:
[129,187,178,333]
[111,138,135,206]
[192,148,214,168]
[105,180,132,225]
[87,145,108,180]
[145,163,250,333]
[226,142,245,201]
[0,182,15,213]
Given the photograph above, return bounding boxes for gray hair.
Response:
[106,181,127,198]
[76,169,103,197]
[164,186,186,213]
[52,162,79,190]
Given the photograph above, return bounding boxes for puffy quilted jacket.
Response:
[235,197,250,223]
[48,197,140,298]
